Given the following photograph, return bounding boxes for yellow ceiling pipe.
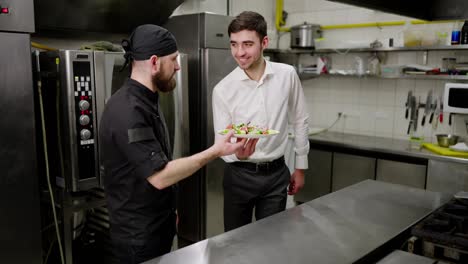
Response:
[275,0,290,32]
[321,20,456,30]
[31,41,57,51]
[321,21,405,30]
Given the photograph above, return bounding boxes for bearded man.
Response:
[99,24,254,263]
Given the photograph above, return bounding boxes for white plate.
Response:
[218,129,280,139]
[449,142,468,153]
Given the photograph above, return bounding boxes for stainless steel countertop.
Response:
[308,132,468,164]
[145,180,450,264]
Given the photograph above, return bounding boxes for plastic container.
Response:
[380,64,403,78]
[404,30,423,47]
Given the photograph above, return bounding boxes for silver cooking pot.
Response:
[290,22,322,49]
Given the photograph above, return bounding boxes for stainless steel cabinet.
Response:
[332,153,376,191]
[426,159,468,194]
[294,149,332,203]
[376,159,427,189]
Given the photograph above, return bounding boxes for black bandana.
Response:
[121,24,178,69]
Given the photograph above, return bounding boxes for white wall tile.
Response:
[377,79,396,106]
[375,106,395,136]
[397,52,417,65]
[359,105,376,134]
[359,78,378,105]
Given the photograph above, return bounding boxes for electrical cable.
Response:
[44,238,56,264]
[309,112,343,135]
[36,51,65,264]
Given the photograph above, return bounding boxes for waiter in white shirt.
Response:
[212,11,310,231]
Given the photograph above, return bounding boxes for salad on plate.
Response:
[218,123,279,138]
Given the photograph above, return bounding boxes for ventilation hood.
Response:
[327,0,468,21]
[34,0,185,34]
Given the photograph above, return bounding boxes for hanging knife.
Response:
[431,98,439,129]
[405,90,412,119]
[421,90,432,126]
[439,95,444,123]
[429,96,436,124]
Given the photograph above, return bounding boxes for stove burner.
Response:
[412,199,468,250]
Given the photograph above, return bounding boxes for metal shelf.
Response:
[266,45,468,55]
[301,73,468,80]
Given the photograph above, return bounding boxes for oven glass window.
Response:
[448,88,468,108]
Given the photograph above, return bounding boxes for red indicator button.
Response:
[1,8,9,14]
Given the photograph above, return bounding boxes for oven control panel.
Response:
[0,0,34,33]
[71,57,97,181]
[67,51,98,186]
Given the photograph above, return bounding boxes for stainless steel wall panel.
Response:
[376,159,426,189]
[0,0,34,33]
[427,159,468,194]
[332,153,375,191]
[294,149,332,203]
[0,32,42,264]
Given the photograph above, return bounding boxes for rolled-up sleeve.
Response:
[289,70,310,169]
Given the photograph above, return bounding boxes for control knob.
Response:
[79,115,90,126]
[80,129,91,140]
[79,100,90,111]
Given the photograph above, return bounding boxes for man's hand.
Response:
[288,169,305,195]
[235,138,259,160]
[213,130,247,156]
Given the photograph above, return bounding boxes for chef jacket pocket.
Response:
[128,127,155,143]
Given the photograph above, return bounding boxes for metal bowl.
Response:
[436,134,459,147]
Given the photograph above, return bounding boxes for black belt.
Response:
[231,156,285,172]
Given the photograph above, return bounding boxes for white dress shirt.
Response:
[212,60,310,169]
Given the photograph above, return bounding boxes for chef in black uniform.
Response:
[99,24,256,264]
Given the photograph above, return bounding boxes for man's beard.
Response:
[154,73,176,93]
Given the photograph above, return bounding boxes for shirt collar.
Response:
[126,78,159,108]
[232,59,275,81]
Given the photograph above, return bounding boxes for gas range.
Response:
[407,198,468,263]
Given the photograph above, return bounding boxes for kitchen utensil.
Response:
[436,134,459,147]
[421,90,432,126]
[429,97,436,124]
[290,22,322,49]
[405,90,412,119]
[432,98,439,130]
[439,95,444,123]
[407,95,417,134]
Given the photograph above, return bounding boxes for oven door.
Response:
[94,51,128,187]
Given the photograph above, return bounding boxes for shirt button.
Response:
[151,151,155,156]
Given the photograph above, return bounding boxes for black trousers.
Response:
[223,157,290,232]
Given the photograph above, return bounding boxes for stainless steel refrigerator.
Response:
[0,0,42,263]
[165,13,237,244]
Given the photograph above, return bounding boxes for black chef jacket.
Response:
[99,78,176,245]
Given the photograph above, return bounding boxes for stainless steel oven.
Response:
[34,49,189,192]
[35,50,107,192]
